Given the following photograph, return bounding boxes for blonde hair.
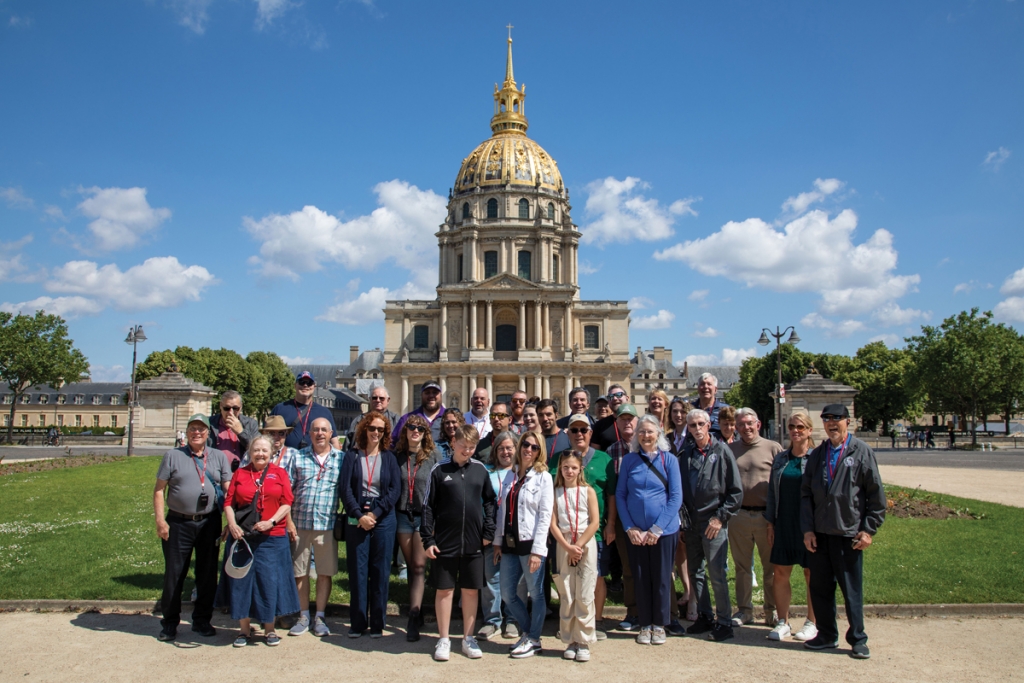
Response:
[554,450,589,489]
[646,388,672,432]
[788,410,816,449]
[515,431,548,474]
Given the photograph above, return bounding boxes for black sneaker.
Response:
[804,636,839,650]
[708,624,734,642]
[666,620,686,637]
[686,615,715,635]
[850,643,871,659]
[158,626,177,642]
[191,622,217,637]
[607,579,624,593]
[406,609,421,642]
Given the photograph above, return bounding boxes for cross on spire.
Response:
[507,23,514,40]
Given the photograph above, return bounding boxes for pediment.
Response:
[474,274,544,290]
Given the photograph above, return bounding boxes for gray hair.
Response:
[489,431,517,466]
[568,387,591,403]
[697,372,718,387]
[247,434,274,455]
[735,407,759,423]
[630,414,671,453]
[220,390,242,404]
[370,386,390,398]
[686,408,710,425]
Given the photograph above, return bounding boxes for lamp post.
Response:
[757,325,800,443]
[125,325,147,455]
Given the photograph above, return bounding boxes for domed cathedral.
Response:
[382,33,632,413]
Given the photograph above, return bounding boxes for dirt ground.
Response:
[879,465,1024,508]
[0,611,1020,683]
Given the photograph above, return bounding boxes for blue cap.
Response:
[295,370,315,383]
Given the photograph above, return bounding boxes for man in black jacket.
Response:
[422,424,497,661]
[801,404,885,660]
[680,408,743,643]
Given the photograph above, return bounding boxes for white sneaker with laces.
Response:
[510,638,540,658]
[434,638,451,662]
[563,642,578,660]
[792,620,818,642]
[636,627,652,645]
[575,644,590,662]
[767,620,791,641]
[651,627,667,645]
[462,635,483,659]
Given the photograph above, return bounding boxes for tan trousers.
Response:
[553,539,597,644]
[728,509,776,618]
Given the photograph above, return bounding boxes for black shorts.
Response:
[432,554,484,591]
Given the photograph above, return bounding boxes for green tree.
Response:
[907,308,1001,446]
[988,325,1024,435]
[0,312,89,443]
[245,351,294,420]
[836,341,921,433]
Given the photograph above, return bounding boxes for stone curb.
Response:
[1,600,1022,619]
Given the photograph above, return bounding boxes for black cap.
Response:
[421,381,442,393]
[820,404,850,419]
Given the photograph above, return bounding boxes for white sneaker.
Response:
[767,620,791,641]
[575,644,590,662]
[462,635,483,659]
[563,642,578,660]
[636,627,652,645]
[510,638,540,659]
[651,627,667,645]
[731,611,752,627]
[434,638,451,661]
[792,620,818,642]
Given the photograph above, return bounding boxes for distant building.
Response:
[630,346,739,416]
[0,382,128,430]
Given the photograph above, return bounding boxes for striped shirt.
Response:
[286,446,343,531]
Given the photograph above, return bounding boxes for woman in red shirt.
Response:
[219,435,300,647]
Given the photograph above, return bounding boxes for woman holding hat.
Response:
[219,435,300,647]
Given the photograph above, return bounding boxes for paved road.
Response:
[874,448,1024,471]
[0,445,167,463]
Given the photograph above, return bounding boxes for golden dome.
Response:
[453,34,563,196]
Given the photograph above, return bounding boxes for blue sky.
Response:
[1,0,1021,381]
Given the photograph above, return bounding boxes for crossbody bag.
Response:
[640,452,691,532]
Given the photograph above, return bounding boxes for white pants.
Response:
[553,538,597,645]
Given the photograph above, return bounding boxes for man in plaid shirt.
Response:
[286,417,344,638]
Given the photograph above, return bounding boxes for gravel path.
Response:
[879,465,1024,507]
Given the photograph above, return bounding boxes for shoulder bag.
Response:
[233,466,270,536]
[640,452,691,532]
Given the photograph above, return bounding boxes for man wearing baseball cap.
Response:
[270,371,339,451]
[391,380,446,444]
[800,404,885,660]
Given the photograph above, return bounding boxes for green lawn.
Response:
[0,457,1021,604]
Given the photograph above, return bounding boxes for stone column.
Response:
[564,305,573,351]
[542,302,550,351]
[400,315,408,348]
[518,300,526,351]
[466,234,477,281]
[485,300,493,350]
[440,303,448,352]
[518,376,527,392]
[401,375,410,414]
[534,374,542,397]
[543,375,551,398]
[499,241,507,275]
[533,300,542,350]
[461,374,469,409]
[440,376,447,399]
[469,373,477,394]
[462,301,469,349]
[469,299,478,349]
[485,374,494,399]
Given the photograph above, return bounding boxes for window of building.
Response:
[518,198,529,219]
[38,415,46,427]
[457,254,464,282]
[74,395,84,405]
[484,251,498,279]
[2,395,11,405]
[552,255,559,284]
[413,325,429,349]
[92,395,102,405]
[20,415,28,427]
[495,324,517,351]
[75,415,82,427]
[110,395,120,405]
[462,202,470,219]
[39,394,48,405]
[517,250,531,280]
[21,394,30,404]
[547,202,555,219]
[57,395,66,405]
[487,198,498,218]
[110,415,117,428]
[584,325,600,349]
[412,383,423,398]
[57,415,64,427]
[93,415,100,427]
[2,415,8,427]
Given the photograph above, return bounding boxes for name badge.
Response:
[708,454,717,464]
[505,533,515,548]
[844,456,854,467]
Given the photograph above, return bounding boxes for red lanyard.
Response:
[295,401,313,436]
[407,455,420,507]
[364,451,379,496]
[313,450,331,481]
[190,449,208,489]
[507,473,527,526]
[563,485,581,544]
[273,447,287,466]
[827,435,850,483]
[249,467,266,513]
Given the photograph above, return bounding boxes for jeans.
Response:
[346,510,397,634]
[160,514,221,629]
[482,545,524,629]
[500,552,546,640]
[808,533,867,646]
[685,523,732,626]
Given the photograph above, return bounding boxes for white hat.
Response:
[224,538,254,579]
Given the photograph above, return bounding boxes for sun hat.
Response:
[224,538,254,579]
[260,415,294,433]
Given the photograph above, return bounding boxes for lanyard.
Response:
[190,448,208,490]
[563,485,581,544]
[507,473,528,527]
[363,451,379,496]
[827,435,850,483]
[294,401,313,436]
[249,466,266,513]
[496,468,513,503]
[406,455,420,507]
[311,449,332,481]
[273,447,288,466]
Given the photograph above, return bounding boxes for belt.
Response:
[740,506,766,511]
[167,510,215,521]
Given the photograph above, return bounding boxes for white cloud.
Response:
[0,296,104,318]
[0,235,33,282]
[87,364,129,383]
[801,313,867,339]
[871,303,930,327]
[679,347,756,367]
[869,334,902,347]
[983,147,1011,171]
[694,325,720,338]
[628,296,654,310]
[655,188,919,323]
[578,260,601,275]
[77,186,172,251]
[253,0,294,28]
[632,309,675,330]
[995,297,1024,323]
[1,186,34,209]
[781,178,844,215]
[245,180,445,292]
[688,289,709,302]
[43,205,68,222]
[166,0,214,34]
[1001,267,1024,296]
[317,280,433,326]
[279,355,313,365]
[40,256,216,312]
[580,176,699,246]
[8,15,33,28]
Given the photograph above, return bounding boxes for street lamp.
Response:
[758,325,801,443]
[124,325,147,455]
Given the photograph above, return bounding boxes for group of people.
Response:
[153,370,886,662]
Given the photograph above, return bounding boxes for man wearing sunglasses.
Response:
[590,385,632,451]
[270,371,339,451]
[800,404,885,660]
[346,387,398,451]
[392,381,446,444]
[206,389,259,471]
[473,402,510,461]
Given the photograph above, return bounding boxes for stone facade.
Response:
[133,369,216,446]
[0,382,129,430]
[778,365,858,444]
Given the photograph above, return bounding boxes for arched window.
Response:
[547,203,555,219]
[461,202,470,219]
[487,198,498,218]
[518,198,529,219]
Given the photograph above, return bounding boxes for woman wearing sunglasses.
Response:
[494,432,553,658]
[393,415,444,641]
[338,411,400,639]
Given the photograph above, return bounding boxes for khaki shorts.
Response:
[291,529,339,577]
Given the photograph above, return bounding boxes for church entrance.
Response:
[495,324,517,351]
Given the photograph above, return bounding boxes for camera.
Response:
[197,492,209,510]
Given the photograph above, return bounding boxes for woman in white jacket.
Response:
[494,430,554,659]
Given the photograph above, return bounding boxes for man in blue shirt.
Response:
[270,371,339,450]
[690,372,730,438]
[391,381,446,443]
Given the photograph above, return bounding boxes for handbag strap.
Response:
[641,452,670,491]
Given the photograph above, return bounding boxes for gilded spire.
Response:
[491,28,528,136]
[505,25,515,86]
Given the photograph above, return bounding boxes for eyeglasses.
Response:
[608,391,626,400]
[366,426,386,434]
[688,421,709,429]
[406,425,427,433]
[186,425,208,433]
[222,405,241,413]
[511,398,526,405]
[821,415,844,422]
[370,396,388,401]
[569,427,590,434]
[267,430,288,437]
[521,442,540,452]
[788,424,808,432]
[297,380,315,387]
[490,413,509,420]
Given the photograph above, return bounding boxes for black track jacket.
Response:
[421,457,497,557]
